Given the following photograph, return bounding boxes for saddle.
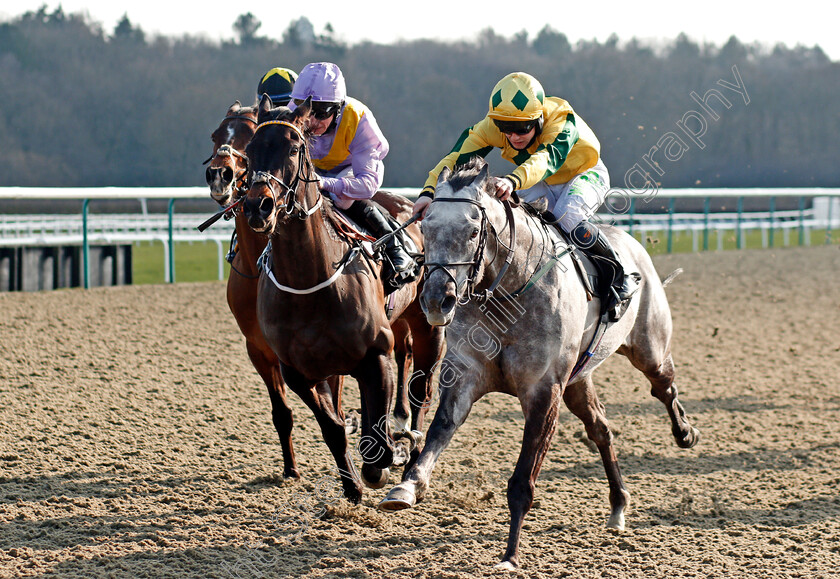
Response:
[524,204,633,322]
[327,202,420,297]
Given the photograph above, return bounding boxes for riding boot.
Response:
[348,199,418,280]
[570,221,640,308]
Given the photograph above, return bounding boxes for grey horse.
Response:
[379,158,700,570]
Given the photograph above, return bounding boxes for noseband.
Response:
[424,197,516,304]
[251,120,322,221]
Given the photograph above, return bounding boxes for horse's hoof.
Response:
[344,487,363,505]
[408,429,424,450]
[379,484,416,512]
[344,411,360,435]
[675,426,701,449]
[283,469,301,480]
[607,511,626,531]
[392,439,412,467]
[495,560,518,571]
[361,464,389,489]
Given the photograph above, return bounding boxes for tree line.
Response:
[1,6,837,191]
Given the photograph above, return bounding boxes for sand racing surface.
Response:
[1,245,840,578]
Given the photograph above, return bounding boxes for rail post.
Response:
[82,199,90,289]
[667,197,675,253]
[168,198,176,283]
[798,196,805,246]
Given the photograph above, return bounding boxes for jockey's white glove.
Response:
[413,195,433,220]
[491,177,515,201]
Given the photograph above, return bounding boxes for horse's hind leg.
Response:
[628,351,700,449]
[246,341,299,479]
[563,376,630,530]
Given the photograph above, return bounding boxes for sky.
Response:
[2,1,837,61]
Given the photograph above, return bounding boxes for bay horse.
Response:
[205,100,315,479]
[241,95,444,502]
[205,102,417,481]
[379,158,700,569]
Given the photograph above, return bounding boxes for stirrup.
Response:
[615,278,640,302]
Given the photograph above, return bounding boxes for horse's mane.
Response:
[447,156,488,194]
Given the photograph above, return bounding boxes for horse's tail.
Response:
[661,268,684,288]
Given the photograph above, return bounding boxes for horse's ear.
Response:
[475,161,490,186]
[437,166,451,184]
[226,101,241,116]
[294,96,312,120]
[257,93,272,122]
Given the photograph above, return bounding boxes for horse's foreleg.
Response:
[563,376,630,530]
[404,320,445,434]
[636,353,700,449]
[379,372,480,511]
[351,349,397,488]
[497,381,563,570]
[392,320,413,437]
[280,364,363,505]
[246,341,299,479]
[401,316,446,474]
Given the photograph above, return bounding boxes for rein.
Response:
[424,197,516,305]
[251,115,357,294]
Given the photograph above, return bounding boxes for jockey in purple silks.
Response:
[289,62,418,283]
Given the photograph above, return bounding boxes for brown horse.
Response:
[241,95,445,502]
[206,101,357,480]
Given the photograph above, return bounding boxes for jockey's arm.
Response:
[319,113,388,203]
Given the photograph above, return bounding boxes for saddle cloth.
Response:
[524,204,617,317]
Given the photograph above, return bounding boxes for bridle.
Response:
[423,197,516,304]
[250,120,322,221]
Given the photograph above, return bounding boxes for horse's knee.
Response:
[507,476,535,510]
[585,422,613,447]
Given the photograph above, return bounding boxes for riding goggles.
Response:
[493,119,539,135]
[295,99,341,120]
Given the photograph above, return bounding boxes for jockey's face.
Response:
[503,127,536,150]
[309,113,335,136]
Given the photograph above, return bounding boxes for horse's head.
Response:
[205,101,257,206]
[243,94,318,234]
[420,158,495,326]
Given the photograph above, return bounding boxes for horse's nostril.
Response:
[205,167,217,185]
[222,167,233,183]
[243,198,256,217]
[259,197,274,216]
[441,295,456,314]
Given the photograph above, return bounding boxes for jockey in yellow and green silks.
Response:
[413,72,638,305]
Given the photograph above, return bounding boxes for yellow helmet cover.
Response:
[488,72,546,121]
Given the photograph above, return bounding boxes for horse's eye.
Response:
[289,146,299,156]
[470,228,479,239]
